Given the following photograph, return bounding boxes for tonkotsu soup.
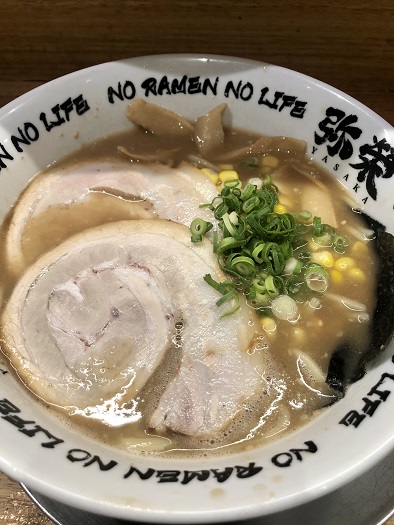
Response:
[0,101,381,457]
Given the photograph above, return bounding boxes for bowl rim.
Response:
[1,52,392,128]
[0,53,393,522]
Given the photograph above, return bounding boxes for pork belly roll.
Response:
[1,220,262,436]
[5,160,218,278]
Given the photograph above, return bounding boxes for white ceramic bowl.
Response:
[0,55,393,524]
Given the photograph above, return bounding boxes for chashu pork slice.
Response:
[1,219,262,435]
[5,159,218,277]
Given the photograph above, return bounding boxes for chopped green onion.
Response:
[313,231,333,247]
[333,235,349,254]
[203,274,240,317]
[271,295,299,321]
[216,290,237,307]
[223,179,242,189]
[304,264,329,292]
[291,236,308,250]
[265,275,280,298]
[280,240,293,259]
[213,202,229,219]
[285,257,304,275]
[217,237,247,254]
[261,242,285,275]
[313,216,335,239]
[222,212,238,237]
[239,158,259,168]
[191,233,203,243]
[240,183,256,201]
[285,276,308,302]
[195,168,349,318]
[190,218,213,243]
[312,216,323,237]
[230,255,256,277]
[294,210,312,222]
[248,177,263,189]
[212,230,219,253]
[203,274,224,292]
[190,218,212,236]
[298,251,311,261]
[252,292,271,306]
[251,242,266,264]
[250,277,266,293]
[242,196,260,213]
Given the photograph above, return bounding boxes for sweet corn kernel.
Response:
[348,267,366,282]
[305,317,324,329]
[292,327,306,344]
[219,170,239,183]
[260,316,277,335]
[201,168,219,185]
[274,204,287,214]
[334,256,355,271]
[308,240,321,252]
[312,250,334,268]
[277,194,292,208]
[261,155,279,169]
[351,240,369,257]
[330,268,344,285]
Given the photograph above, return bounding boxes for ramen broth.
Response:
[0,120,378,457]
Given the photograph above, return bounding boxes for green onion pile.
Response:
[190,176,349,318]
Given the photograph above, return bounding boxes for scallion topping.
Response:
[294,210,312,222]
[229,255,255,277]
[304,264,329,293]
[193,170,351,318]
[203,274,240,317]
[333,235,350,254]
[190,218,213,241]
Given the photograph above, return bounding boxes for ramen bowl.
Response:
[0,55,393,524]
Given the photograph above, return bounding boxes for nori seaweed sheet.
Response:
[326,213,394,394]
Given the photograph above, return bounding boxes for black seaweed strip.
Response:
[353,227,394,379]
[326,212,394,391]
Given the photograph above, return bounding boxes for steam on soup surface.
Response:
[0,102,379,457]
